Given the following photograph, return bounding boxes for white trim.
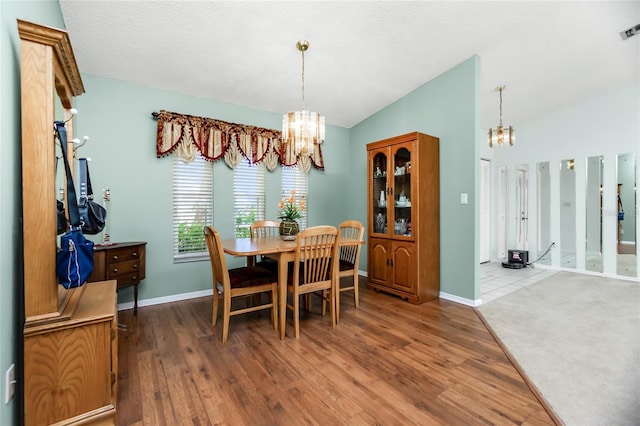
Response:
[439,292,481,307]
[117,288,213,312]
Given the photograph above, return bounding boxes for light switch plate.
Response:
[5,363,15,404]
[460,193,468,204]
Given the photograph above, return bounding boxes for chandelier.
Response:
[282,40,325,156]
[488,85,514,148]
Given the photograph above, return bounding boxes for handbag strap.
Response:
[78,158,95,201]
[55,121,81,227]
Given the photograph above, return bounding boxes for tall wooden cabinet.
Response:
[367,132,440,304]
[19,20,118,425]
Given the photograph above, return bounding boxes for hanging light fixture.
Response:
[282,40,325,156]
[488,85,514,148]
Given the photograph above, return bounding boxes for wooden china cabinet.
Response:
[19,20,118,425]
[367,132,440,304]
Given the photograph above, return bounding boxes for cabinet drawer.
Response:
[107,247,140,264]
[108,259,140,278]
[115,272,141,288]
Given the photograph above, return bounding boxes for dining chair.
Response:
[249,220,280,272]
[204,226,278,343]
[335,220,365,322]
[286,225,339,338]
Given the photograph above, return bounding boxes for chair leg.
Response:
[212,287,219,326]
[271,286,278,331]
[353,271,359,308]
[335,287,341,323]
[222,294,231,343]
[293,291,300,339]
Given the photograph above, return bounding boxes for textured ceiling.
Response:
[59,1,639,130]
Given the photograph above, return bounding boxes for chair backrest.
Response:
[204,226,229,291]
[250,220,280,238]
[338,220,365,266]
[293,225,338,288]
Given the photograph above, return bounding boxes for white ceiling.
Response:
[59,1,640,130]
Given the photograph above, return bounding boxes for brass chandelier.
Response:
[282,40,325,156]
[488,85,514,148]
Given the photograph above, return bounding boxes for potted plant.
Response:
[278,189,305,240]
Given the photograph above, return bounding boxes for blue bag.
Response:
[57,227,94,289]
[55,121,94,289]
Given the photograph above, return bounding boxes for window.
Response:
[282,166,308,229]
[233,159,266,237]
[172,155,213,262]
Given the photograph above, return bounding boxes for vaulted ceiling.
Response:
[59,1,639,130]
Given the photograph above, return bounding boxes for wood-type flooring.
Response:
[116,277,555,425]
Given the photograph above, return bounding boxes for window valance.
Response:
[153,110,324,172]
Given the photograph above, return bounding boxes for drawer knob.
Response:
[133,264,138,269]
[132,276,137,280]
[112,255,118,261]
[113,268,118,273]
[133,252,138,257]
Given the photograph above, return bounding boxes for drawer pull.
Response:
[133,264,138,269]
[132,276,137,281]
[133,252,138,257]
[112,255,118,261]
[113,268,118,273]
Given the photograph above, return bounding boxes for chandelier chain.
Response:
[301,49,305,110]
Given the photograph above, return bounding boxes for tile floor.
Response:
[479,262,557,304]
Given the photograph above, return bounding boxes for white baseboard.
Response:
[439,292,482,307]
[117,288,213,312]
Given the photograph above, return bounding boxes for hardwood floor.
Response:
[116,277,555,425]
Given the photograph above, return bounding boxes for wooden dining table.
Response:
[221,235,363,340]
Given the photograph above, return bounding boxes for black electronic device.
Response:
[501,249,529,269]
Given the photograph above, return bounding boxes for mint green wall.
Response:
[74,74,351,303]
[349,57,481,300]
[0,1,66,424]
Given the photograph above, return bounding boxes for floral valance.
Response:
[153,110,324,172]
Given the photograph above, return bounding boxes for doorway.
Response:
[516,165,529,251]
[480,159,491,263]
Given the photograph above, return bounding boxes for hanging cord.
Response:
[300,46,305,110]
[527,242,555,267]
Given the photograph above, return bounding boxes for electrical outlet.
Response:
[5,364,15,404]
[460,193,468,204]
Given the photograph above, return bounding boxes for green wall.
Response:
[74,74,352,303]
[349,57,481,300]
[0,1,67,424]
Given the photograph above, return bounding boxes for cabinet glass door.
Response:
[372,151,388,235]
[392,146,412,237]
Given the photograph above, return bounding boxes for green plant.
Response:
[177,222,207,253]
[235,207,257,238]
[278,189,306,220]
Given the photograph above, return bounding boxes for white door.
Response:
[497,166,508,259]
[516,165,529,250]
[480,159,491,263]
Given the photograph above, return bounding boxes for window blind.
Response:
[234,159,265,237]
[282,166,308,229]
[172,155,213,262]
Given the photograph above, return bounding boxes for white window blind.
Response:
[234,159,265,237]
[282,166,308,229]
[172,155,213,262]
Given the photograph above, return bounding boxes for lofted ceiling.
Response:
[59,1,640,130]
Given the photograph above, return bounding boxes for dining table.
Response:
[221,235,363,339]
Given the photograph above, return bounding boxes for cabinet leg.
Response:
[134,284,138,316]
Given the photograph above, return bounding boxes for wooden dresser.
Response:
[89,242,147,314]
[19,20,118,425]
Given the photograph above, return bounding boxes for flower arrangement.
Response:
[278,189,306,220]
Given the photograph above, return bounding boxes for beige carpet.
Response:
[477,272,640,426]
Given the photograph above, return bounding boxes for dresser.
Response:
[89,242,147,314]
